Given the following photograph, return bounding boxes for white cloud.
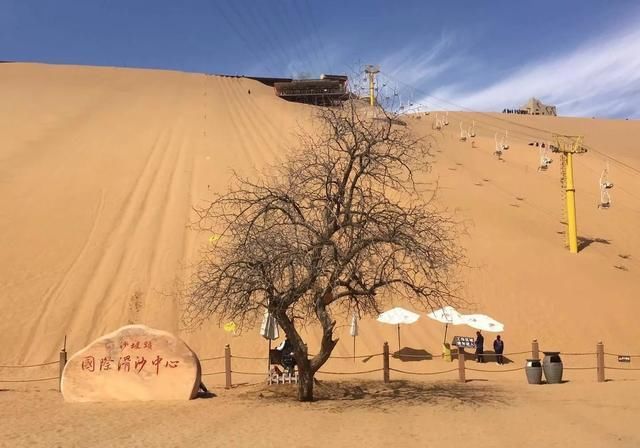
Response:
[380,31,459,87]
[424,23,640,117]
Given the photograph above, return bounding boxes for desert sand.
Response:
[1,63,639,446]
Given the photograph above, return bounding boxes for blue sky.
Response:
[2,1,639,117]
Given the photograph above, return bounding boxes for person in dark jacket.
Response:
[475,331,484,363]
[493,335,505,364]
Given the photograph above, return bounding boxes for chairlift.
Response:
[494,133,503,159]
[459,122,467,142]
[501,130,509,150]
[434,113,442,130]
[538,146,552,171]
[598,163,614,208]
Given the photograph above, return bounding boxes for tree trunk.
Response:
[297,367,314,402]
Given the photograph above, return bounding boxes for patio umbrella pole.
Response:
[353,335,356,362]
[397,324,401,351]
[443,323,449,344]
[268,339,271,376]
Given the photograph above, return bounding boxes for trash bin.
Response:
[525,359,542,384]
[442,343,452,362]
[542,352,563,384]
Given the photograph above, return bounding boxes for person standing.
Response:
[475,331,485,363]
[493,335,505,365]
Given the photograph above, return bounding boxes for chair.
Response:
[268,349,298,384]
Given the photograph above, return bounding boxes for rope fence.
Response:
[465,366,525,373]
[2,340,639,390]
[0,376,59,383]
[0,360,58,368]
[317,368,383,375]
[199,355,225,362]
[390,367,459,376]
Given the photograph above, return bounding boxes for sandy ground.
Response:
[1,377,639,448]
[1,62,639,446]
[1,63,639,370]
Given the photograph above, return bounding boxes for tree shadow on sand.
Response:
[242,380,510,411]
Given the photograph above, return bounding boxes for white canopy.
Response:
[259,310,279,340]
[463,314,504,333]
[377,307,420,325]
[349,313,359,337]
[427,306,466,325]
[377,307,420,350]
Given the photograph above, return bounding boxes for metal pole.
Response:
[224,344,232,389]
[566,152,579,253]
[458,347,466,383]
[369,72,375,107]
[267,340,272,384]
[353,336,356,363]
[443,323,449,344]
[397,324,401,351]
[597,341,605,383]
[532,339,539,360]
[383,342,390,383]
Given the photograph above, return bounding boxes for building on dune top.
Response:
[520,97,557,116]
[272,74,350,106]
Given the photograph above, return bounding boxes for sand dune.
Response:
[1,63,639,380]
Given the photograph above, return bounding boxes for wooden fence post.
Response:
[383,342,390,383]
[225,344,232,389]
[532,339,539,360]
[458,347,466,383]
[58,349,67,392]
[597,341,605,383]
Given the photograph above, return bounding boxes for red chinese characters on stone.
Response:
[118,355,131,372]
[99,357,114,371]
[81,354,180,375]
[165,360,180,369]
[134,356,147,373]
[152,355,163,375]
[119,340,153,350]
[81,356,95,372]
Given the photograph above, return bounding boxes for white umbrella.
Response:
[260,310,280,375]
[377,307,420,350]
[427,306,466,343]
[260,310,279,340]
[463,314,504,332]
[349,313,359,361]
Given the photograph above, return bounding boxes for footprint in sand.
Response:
[128,290,144,323]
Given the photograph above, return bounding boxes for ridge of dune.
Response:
[1,63,639,373]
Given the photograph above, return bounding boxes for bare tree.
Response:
[184,100,463,401]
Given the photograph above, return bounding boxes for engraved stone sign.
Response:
[61,325,201,402]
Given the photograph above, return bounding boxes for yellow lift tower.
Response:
[550,135,588,254]
[364,65,380,107]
